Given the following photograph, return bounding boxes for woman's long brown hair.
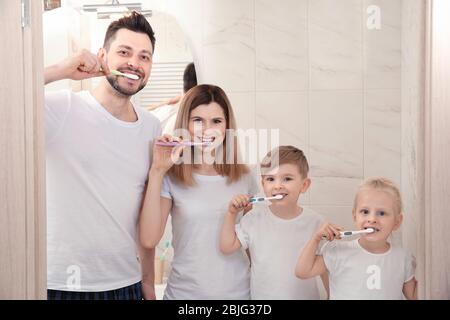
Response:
[168,84,249,186]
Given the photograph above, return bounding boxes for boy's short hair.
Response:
[260,145,309,178]
[354,177,403,214]
[103,11,156,52]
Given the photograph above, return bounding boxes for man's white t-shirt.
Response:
[321,239,416,299]
[160,172,259,299]
[236,206,324,299]
[45,90,161,291]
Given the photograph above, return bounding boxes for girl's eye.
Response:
[192,118,202,122]
[265,177,274,182]
[213,119,222,124]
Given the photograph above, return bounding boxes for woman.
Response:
[139,84,258,299]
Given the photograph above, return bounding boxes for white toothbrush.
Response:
[249,194,284,203]
[322,228,375,240]
[110,69,140,80]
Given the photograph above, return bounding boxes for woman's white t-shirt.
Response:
[160,172,259,299]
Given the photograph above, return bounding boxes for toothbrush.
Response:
[322,228,375,240]
[159,241,171,261]
[249,194,284,203]
[155,141,212,147]
[110,69,140,80]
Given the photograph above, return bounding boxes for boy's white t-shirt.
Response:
[321,239,416,300]
[45,90,161,291]
[236,206,324,300]
[160,172,259,300]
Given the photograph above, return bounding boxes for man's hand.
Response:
[44,49,110,84]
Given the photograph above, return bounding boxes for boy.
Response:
[220,146,327,299]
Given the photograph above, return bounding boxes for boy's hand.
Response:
[228,194,252,215]
[314,222,343,242]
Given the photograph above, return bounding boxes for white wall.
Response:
[165,0,402,233]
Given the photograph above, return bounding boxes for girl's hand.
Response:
[314,222,343,242]
[228,194,252,215]
[151,134,184,174]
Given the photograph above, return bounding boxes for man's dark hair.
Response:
[183,62,197,93]
[103,11,155,52]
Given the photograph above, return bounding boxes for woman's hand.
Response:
[150,134,184,174]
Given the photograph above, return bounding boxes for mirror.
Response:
[43,2,193,112]
[42,1,194,298]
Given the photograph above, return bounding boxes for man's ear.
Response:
[393,212,404,231]
[301,178,311,193]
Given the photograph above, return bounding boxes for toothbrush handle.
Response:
[249,197,265,203]
[155,141,181,147]
[321,231,348,240]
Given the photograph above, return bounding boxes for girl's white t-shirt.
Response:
[321,239,416,300]
[161,172,259,300]
[236,205,324,300]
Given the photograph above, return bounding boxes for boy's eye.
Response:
[377,211,385,216]
[361,209,369,215]
[265,177,274,182]
[118,50,128,55]
[284,177,293,181]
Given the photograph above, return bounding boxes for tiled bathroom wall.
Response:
[170,0,402,230]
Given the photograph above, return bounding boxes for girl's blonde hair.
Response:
[353,177,403,214]
[169,84,249,186]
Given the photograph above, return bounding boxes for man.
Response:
[44,12,160,300]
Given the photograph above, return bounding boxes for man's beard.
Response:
[106,75,146,97]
